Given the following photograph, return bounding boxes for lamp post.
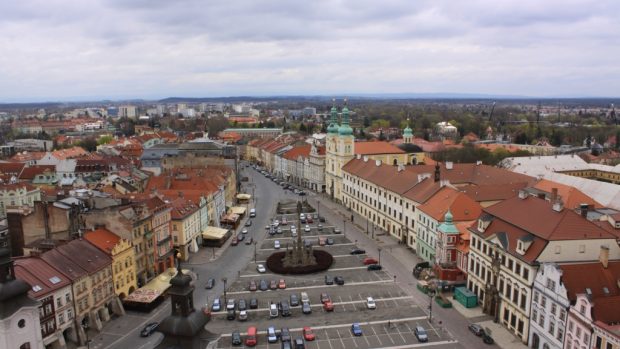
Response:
[81,321,92,349]
[343,219,346,239]
[428,281,437,323]
[316,199,320,218]
[222,277,228,305]
[378,247,382,264]
[253,241,257,263]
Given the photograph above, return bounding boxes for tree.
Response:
[97,135,113,145]
[79,137,98,152]
[299,123,307,133]
[363,116,370,128]
[378,130,386,141]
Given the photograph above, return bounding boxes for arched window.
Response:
[393,159,398,166]
[20,343,31,349]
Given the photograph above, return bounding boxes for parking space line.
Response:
[336,329,345,348]
[372,326,382,346]
[396,323,407,343]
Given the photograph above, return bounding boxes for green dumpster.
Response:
[454,287,477,308]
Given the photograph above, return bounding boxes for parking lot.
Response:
[206,203,458,348]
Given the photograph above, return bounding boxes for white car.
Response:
[291,229,297,238]
[257,264,266,273]
[274,240,281,249]
[227,299,236,310]
[366,297,376,309]
[304,225,311,232]
[241,228,248,234]
[273,220,280,227]
[290,225,295,230]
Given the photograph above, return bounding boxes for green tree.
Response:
[79,137,98,152]
[97,135,113,145]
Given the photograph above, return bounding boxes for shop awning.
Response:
[230,206,247,215]
[202,226,230,240]
[124,268,191,304]
[221,213,240,223]
[236,193,252,200]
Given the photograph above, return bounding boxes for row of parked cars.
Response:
[231,325,315,348]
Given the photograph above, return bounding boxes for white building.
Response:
[529,263,569,349]
[118,105,137,119]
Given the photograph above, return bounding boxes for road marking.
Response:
[226,279,395,295]
[372,340,459,348]
[372,325,382,346]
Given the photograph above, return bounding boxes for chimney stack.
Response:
[375,159,381,167]
[518,190,528,199]
[580,203,589,218]
[600,245,610,269]
[551,187,558,202]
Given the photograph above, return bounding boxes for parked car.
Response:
[414,326,428,342]
[318,236,326,246]
[245,237,253,245]
[238,299,247,311]
[281,218,288,225]
[320,293,331,303]
[482,332,494,344]
[231,330,242,346]
[298,191,306,196]
[226,309,236,320]
[265,225,270,230]
[237,234,245,242]
[274,240,281,249]
[257,264,266,273]
[244,327,256,346]
[140,322,158,337]
[238,310,248,321]
[326,238,334,245]
[205,278,215,289]
[282,341,292,349]
[324,275,334,285]
[319,216,326,222]
[242,228,248,234]
[231,237,239,246]
[333,228,341,234]
[302,301,312,314]
[367,264,383,271]
[300,292,309,303]
[227,299,236,310]
[270,280,278,290]
[363,257,379,265]
[280,300,291,317]
[366,297,376,309]
[290,293,300,306]
[269,303,279,318]
[304,225,311,232]
[277,227,282,234]
[249,280,257,291]
[303,327,316,341]
[245,220,252,227]
[212,298,221,311]
[278,279,286,289]
[306,216,313,223]
[468,323,485,336]
[318,224,323,231]
[294,337,305,349]
[249,297,258,309]
[351,323,363,336]
[259,279,269,291]
[267,326,278,343]
[323,300,334,312]
[280,327,292,342]
[334,276,345,285]
[350,248,366,255]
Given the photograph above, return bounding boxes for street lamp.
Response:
[222,277,228,305]
[378,247,382,264]
[81,321,92,349]
[316,199,320,218]
[343,219,346,239]
[253,241,258,263]
[427,281,437,323]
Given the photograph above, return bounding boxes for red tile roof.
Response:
[283,144,311,160]
[533,179,603,209]
[484,196,615,240]
[354,141,405,155]
[0,162,25,175]
[51,147,88,160]
[13,256,71,297]
[417,186,482,222]
[18,165,55,180]
[167,197,199,220]
[84,228,121,255]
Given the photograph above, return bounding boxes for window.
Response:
[559,309,566,321]
[18,319,26,328]
[595,336,602,349]
[523,268,529,280]
[579,244,585,253]
[551,303,557,316]
[57,298,62,308]
[520,294,527,310]
[549,321,555,335]
[541,296,547,308]
[532,309,538,323]
[539,314,545,326]
[515,263,521,275]
[557,327,564,342]
[568,320,574,332]
[534,291,540,304]
[555,245,561,254]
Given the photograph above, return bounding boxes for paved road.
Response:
[83,163,284,349]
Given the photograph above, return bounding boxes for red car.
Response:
[303,327,316,341]
[249,280,257,291]
[278,279,286,289]
[363,257,379,265]
[231,237,239,246]
[307,216,314,223]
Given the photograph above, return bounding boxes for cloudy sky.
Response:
[1,0,619,102]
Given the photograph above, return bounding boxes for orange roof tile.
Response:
[417,186,482,222]
[354,141,405,155]
[534,179,603,209]
[283,145,311,160]
[84,228,121,255]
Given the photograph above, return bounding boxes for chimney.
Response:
[434,163,440,182]
[375,159,381,167]
[552,199,564,212]
[476,160,482,166]
[397,163,404,172]
[356,154,361,160]
[363,156,369,162]
[445,161,453,170]
[518,190,528,199]
[551,188,558,202]
[600,245,609,269]
[580,203,589,218]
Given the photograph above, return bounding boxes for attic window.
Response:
[32,285,42,292]
[49,276,61,284]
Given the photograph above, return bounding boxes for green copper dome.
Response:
[403,125,413,136]
[338,105,353,136]
[327,104,339,134]
[438,210,459,234]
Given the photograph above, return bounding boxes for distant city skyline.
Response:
[1,0,619,102]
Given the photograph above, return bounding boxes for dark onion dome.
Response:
[397,143,423,153]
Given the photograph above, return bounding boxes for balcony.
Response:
[157,235,171,246]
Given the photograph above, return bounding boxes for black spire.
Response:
[434,163,441,182]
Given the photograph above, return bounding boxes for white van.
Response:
[269,303,278,318]
[300,292,309,303]
[249,208,256,218]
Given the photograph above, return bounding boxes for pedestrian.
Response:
[388,320,391,328]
